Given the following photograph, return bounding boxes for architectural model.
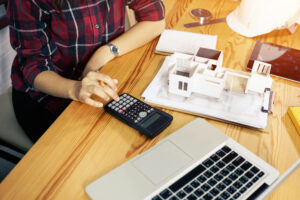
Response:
[168,47,274,113]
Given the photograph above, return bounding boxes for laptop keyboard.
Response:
[151,145,265,200]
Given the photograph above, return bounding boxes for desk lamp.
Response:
[226,0,300,37]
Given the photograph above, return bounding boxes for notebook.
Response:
[85,118,281,200]
[155,29,217,55]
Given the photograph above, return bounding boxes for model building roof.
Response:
[196,47,221,60]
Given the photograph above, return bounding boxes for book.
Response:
[288,107,300,135]
[155,29,217,55]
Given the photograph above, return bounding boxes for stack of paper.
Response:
[155,29,217,55]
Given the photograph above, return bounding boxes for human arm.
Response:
[83,0,166,75]
[84,19,165,74]
[33,71,119,107]
[7,0,119,107]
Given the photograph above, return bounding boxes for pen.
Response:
[100,80,105,86]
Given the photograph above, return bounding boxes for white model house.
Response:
[168,47,273,100]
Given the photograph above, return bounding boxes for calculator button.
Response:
[139,111,147,118]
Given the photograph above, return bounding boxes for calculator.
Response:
[104,93,173,139]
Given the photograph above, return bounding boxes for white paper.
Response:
[156,29,218,55]
[142,57,271,129]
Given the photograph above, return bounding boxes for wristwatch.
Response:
[106,43,119,57]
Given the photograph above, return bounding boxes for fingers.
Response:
[78,72,119,107]
[81,95,103,108]
[87,84,112,101]
[87,72,118,91]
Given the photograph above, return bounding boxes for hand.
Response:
[71,72,119,107]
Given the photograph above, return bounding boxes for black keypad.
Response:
[216,183,226,191]
[222,146,231,153]
[232,156,245,167]
[216,161,226,168]
[216,150,226,157]
[191,180,200,188]
[210,154,220,162]
[203,193,214,200]
[107,94,154,123]
[184,185,193,193]
[151,145,265,200]
[169,196,179,200]
[250,166,260,174]
[176,190,186,198]
[204,170,213,178]
[241,162,252,171]
[220,168,230,176]
[197,175,207,183]
[201,183,211,191]
[233,181,243,189]
[203,159,214,168]
[159,189,172,199]
[223,151,238,164]
[187,194,197,200]
[208,178,217,186]
[245,171,254,179]
[226,186,237,194]
[194,188,204,197]
[152,195,162,200]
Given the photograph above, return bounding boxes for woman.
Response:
[7,0,165,142]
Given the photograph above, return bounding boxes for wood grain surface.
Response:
[1,0,299,199]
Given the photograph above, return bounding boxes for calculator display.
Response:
[140,113,161,128]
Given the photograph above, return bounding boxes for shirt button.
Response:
[95,24,100,29]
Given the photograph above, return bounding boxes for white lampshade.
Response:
[226,0,300,37]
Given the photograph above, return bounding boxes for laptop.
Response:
[86,118,281,200]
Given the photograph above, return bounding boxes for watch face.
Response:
[111,45,119,55]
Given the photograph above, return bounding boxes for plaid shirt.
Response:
[7,0,165,113]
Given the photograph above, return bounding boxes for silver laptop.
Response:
[86,118,281,200]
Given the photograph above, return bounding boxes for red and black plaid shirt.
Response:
[7,0,164,113]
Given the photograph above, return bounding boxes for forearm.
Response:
[33,71,79,100]
[112,19,166,56]
[86,19,165,71]
[33,70,119,107]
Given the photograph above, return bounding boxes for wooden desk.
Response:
[1,0,299,199]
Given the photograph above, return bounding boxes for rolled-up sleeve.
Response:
[128,0,165,22]
[7,0,58,90]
